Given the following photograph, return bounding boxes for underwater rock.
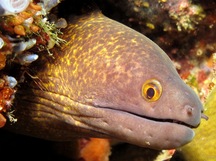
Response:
[96,1,215,60]
[98,0,205,34]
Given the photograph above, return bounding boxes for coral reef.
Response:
[0,0,65,127]
[80,138,111,161]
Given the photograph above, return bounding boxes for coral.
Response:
[162,0,205,32]
[0,0,66,127]
[0,0,31,15]
[154,149,176,161]
[0,76,17,126]
[98,0,205,34]
[79,138,111,161]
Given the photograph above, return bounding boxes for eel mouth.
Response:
[94,105,199,129]
[127,110,208,129]
[80,105,197,149]
[132,113,197,128]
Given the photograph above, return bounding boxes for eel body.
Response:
[6,10,205,150]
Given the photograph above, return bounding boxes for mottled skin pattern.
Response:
[6,11,204,150]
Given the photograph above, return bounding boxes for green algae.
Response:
[179,86,216,161]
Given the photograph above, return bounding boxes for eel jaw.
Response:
[134,114,199,129]
[76,104,197,150]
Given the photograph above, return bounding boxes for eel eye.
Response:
[142,79,162,102]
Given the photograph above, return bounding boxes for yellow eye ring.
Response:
[142,79,162,102]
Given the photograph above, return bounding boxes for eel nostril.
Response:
[185,105,194,116]
[185,105,209,120]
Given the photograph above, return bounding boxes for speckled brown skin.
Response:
[6,11,204,150]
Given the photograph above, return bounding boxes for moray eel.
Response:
[6,10,206,150]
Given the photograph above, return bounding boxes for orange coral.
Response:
[14,25,26,35]
[1,2,42,36]
[80,138,111,161]
[0,113,6,128]
[0,77,16,128]
[0,53,6,70]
